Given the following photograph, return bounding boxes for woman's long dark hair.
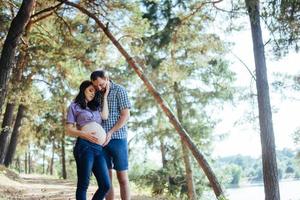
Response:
[74,80,99,111]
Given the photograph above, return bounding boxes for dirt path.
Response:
[0,167,165,200]
[0,173,91,200]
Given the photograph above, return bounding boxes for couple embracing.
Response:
[66,70,131,200]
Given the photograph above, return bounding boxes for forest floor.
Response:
[0,165,166,200]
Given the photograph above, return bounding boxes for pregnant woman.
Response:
[66,80,110,200]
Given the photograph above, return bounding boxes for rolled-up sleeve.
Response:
[117,87,131,110]
[66,103,76,124]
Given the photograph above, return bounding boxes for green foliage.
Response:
[131,162,207,199]
[135,168,169,195]
[215,149,300,188]
[224,164,242,186]
[0,4,11,46]
[218,194,230,200]
[293,128,300,145]
[262,0,300,57]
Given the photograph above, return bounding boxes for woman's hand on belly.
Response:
[81,122,106,145]
[81,131,99,144]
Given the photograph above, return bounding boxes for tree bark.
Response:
[159,137,167,168]
[47,158,50,174]
[61,105,67,179]
[245,1,280,200]
[157,114,167,168]
[4,104,26,167]
[61,135,66,179]
[60,1,224,197]
[15,156,21,173]
[42,148,45,174]
[50,140,55,175]
[174,82,197,200]
[181,143,196,200]
[0,103,15,164]
[28,147,31,174]
[24,152,27,174]
[0,0,35,113]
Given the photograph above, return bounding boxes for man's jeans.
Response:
[74,138,110,200]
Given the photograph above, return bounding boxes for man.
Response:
[91,70,131,200]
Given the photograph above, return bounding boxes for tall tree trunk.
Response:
[61,135,66,179]
[50,140,55,175]
[0,103,15,164]
[245,1,280,200]
[28,147,31,174]
[181,143,196,199]
[159,137,167,168]
[174,82,197,200]
[157,114,167,168]
[60,1,224,197]
[15,156,21,173]
[42,148,45,174]
[0,0,35,113]
[47,158,50,174]
[4,104,26,167]
[60,101,67,179]
[24,152,27,174]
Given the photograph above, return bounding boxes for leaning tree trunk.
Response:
[0,103,15,164]
[245,0,280,200]
[174,82,197,200]
[4,104,26,167]
[0,0,35,113]
[60,1,224,197]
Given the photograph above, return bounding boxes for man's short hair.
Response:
[90,70,108,81]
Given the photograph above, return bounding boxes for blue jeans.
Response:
[74,138,110,200]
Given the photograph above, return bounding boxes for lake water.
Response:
[226,180,300,200]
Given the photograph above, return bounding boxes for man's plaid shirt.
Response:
[97,81,131,139]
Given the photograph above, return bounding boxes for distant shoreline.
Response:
[226,178,300,189]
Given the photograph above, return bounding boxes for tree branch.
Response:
[181,0,224,23]
[229,50,256,81]
[31,2,63,19]
[54,11,74,37]
[32,12,53,24]
[32,78,52,86]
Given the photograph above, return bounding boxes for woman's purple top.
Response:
[66,102,101,127]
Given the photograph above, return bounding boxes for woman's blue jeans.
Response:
[74,138,110,200]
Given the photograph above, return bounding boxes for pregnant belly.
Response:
[81,122,106,145]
